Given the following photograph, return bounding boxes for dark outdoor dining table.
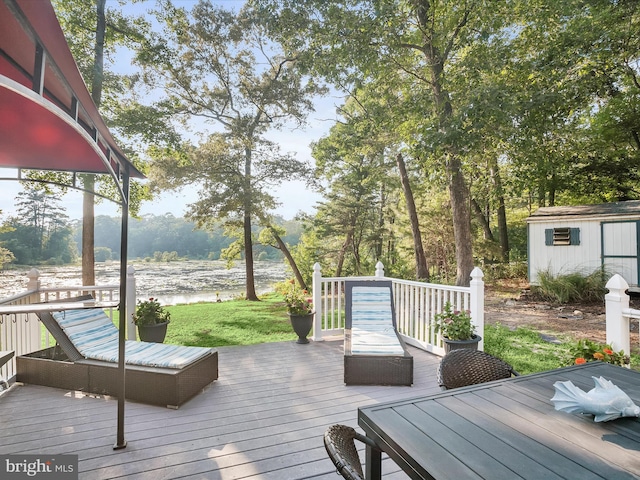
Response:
[358,362,640,480]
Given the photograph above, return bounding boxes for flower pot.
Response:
[443,334,482,354]
[138,321,169,343]
[289,312,314,344]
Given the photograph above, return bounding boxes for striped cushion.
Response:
[52,309,211,369]
[350,286,405,355]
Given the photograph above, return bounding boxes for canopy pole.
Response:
[114,168,130,450]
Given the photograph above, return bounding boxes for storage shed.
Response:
[526,201,640,287]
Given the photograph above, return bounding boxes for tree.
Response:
[52,0,151,284]
[253,0,515,285]
[2,189,76,264]
[136,1,323,300]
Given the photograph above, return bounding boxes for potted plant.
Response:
[132,297,171,343]
[433,302,481,353]
[282,280,314,344]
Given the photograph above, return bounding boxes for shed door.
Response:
[601,221,639,286]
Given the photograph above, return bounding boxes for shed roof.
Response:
[527,200,640,222]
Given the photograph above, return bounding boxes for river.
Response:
[0,260,289,305]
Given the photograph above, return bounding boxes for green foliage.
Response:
[433,302,476,340]
[533,269,608,304]
[153,251,182,262]
[94,247,112,263]
[132,297,171,326]
[483,262,528,282]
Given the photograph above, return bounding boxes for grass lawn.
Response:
[164,293,298,347]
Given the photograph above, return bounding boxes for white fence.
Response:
[0,267,134,383]
[312,262,485,355]
[605,274,640,355]
[1,262,485,383]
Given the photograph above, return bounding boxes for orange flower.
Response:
[575,358,587,365]
[603,349,613,355]
[593,352,604,360]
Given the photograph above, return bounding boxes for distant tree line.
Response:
[83,213,303,262]
[0,189,303,266]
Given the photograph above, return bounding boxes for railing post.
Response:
[470,267,485,351]
[375,261,385,278]
[605,274,630,354]
[26,268,42,350]
[27,268,40,291]
[126,265,137,340]
[311,263,323,341]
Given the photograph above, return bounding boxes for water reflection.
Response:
[0,260,289,304]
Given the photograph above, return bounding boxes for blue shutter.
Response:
[570,228,580,245]
[545,229,553,245]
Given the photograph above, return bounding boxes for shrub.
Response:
[532,268,608,303]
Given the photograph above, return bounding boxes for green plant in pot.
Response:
[133,297,171,343]
[433,302,480,352]
[281,280,314,344]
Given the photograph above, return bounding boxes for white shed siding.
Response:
[602,221,638,284]
[528,219,601,284]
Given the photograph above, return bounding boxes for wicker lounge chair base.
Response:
[343,350,413,386]
[343,281,413,386]
[16,345,218,408]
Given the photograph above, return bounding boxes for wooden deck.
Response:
[0,338,441,479]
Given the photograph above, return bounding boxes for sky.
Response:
[0,0,339,221]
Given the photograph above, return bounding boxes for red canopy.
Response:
[0,0,143,179]
[0,0,138,450]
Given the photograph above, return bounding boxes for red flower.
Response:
[603,348,613,355]
[575,358,587,365]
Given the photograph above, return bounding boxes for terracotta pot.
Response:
[138,321,169,343]
[288,312,314,344]
[443,334,482,353]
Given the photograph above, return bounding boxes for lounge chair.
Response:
[343,280,413,385]
[16,300,218,408]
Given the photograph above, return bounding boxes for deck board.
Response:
[0,338,441,479]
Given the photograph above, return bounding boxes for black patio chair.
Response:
[437,348,520,390]
[324,424,380,480]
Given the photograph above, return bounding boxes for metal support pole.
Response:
[113,170,130,450]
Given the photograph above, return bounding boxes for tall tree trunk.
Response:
[265,224,308,291]
[375,185,385,261]
[243,210,258,300]
[471,198,494,241]
[335,229,353,278]
[490,161,509,261]
[82,0,106,286]
[396,153,429,281]
[448,156,474,286]
[244,147,258,301]
[82,176,96,286]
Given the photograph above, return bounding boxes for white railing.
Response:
[605,274,640,355]
[311,262,485,355]
[0,267,132,383]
